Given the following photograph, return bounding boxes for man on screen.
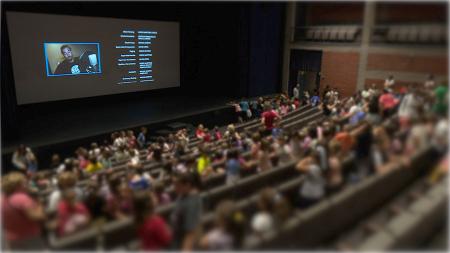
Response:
[53,45,99,75]
[54,45,83,75]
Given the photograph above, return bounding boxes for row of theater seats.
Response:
[49,103,436,251]
[355,174,447,250]
[304,26,361,42]
[47,109,369,251]
[37,94,281,182]
[245,105,322,134]
[152,94,282,142]
[385,25,447,44]
[55,160,302,251]
[86,105,319,184]
[116,104,317,164]
[189,103,317,148]
[330,175,431,248]
[61,147,354,251]
[37,104,322,201]
[242,145,444,250]
[47,107,326,250]
[302,24,446,44]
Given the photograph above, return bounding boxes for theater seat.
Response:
[313,28,322,41]
[49,227,98,250]
[406,27,419,43]
[276,176,305,202]
[156,202,176,220]
[397,27,409,42]
[202,173,226,190]
[418,26,431,43]
[306,29,315,40]
[102,218,135,250]
[321,27,330,41]
[329,27,339,41]
[386,27,398,42]
[358,230,396,250]
[345,27,359,41]
[430,26,442,43]
[283,200,335,248]
[203,183,234,210]
[337,27,347,41]
[167,122,188,131]
[243,233,264,250]
[241,194,259,219]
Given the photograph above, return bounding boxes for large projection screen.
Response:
[6,11,180,104]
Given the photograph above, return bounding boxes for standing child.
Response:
[133,191,172,250]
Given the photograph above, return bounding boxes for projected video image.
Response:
[7,11,179,104]
[44,43,102,76]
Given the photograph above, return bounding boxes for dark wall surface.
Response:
[1,2,285,151]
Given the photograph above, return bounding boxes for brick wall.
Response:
[364,78,422,92]
[319,52,446,97]
[289,3,447,98]
[321,51,360,98]
[306,3,364,25]
[376,3,447,24]
[367,53,448,75]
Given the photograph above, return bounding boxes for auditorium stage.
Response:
[2,95,235,169]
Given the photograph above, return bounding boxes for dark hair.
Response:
[214,200,245,249]
[227,148,239,160]
[108,175,122,195]
[214,151,223,160]
[173,171,199,189]
[89,155,97,163]
[153,147,162,162]
[368,95,380,114]
[257,188,277,212]
[308,125,318,139]
[322,126,334,140]
[133,191,154,225]
[157,137,165,145]
[60,45,71,54]
[135,166,144,176]
[154,181,165,194]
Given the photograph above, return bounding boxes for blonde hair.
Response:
[329,139,342,155]
[58,171,76,189]
[2,172,26,196]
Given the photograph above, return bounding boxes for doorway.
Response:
[289,49,322,98]
[297,70,320,95]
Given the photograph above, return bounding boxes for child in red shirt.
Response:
[195,124,206,139]
[213,126,222,141]
[261,104,280,136]
[133,191,172,250]
[57,189,90,236]
[378,89,399,118]
[293,98,300,109]
[203,128,212,142]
